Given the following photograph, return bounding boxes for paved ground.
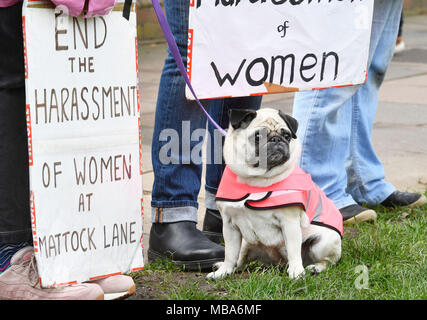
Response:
[138,15,427,258]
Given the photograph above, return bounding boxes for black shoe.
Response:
[340,204,376,225]
[148,221,224,271]
[202,209,223,244]
[380,191,427,208]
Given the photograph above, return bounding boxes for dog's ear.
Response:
[279,110,298,139]
[228,109,257,130]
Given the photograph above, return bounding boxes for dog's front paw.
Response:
[306,261,327,274]
[287,264,305,279]
[207,262,235,280]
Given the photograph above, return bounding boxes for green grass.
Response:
[133,191,427,300]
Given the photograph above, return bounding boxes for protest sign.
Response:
[23,0,143,287]
[187,0,374,100]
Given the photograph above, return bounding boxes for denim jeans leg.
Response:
[346,0,403,206]
[293,0,403,209]
[293,85,360,209]
[204,96,262,211]
[151,0,209,223]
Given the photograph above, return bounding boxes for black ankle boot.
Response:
[148,221,224,271]
[202,209,223,244]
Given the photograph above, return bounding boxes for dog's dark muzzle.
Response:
[266,135,290,170]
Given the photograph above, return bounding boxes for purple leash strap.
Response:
[151,0,228,137]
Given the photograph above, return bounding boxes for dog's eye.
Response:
[254,130,261,142]
[281,129,291,141]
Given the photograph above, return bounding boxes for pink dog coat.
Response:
[216,165,343,237]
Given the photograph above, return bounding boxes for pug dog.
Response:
[207,108,342,280]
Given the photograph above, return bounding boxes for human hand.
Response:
[85,0,117,18]
[51,0,117,17]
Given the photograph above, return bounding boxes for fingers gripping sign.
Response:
[51,0,117,17]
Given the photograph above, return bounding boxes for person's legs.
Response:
[395,12,405,54]
[293,84,359,210]
[0,3,33,274]
[398,13,404,38]
[150,0,207,223]
[350,1,424,208]
[346,0,403,206]
[0,86,32,246]
[293,0,411,217]
[149,0,224,270]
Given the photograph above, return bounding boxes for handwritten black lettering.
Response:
[196,0,362,8]
[33,85,137,125]
[73,154,132,186]
[210,51,340,87]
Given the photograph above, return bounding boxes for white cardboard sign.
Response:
[23,0,144,287]
[187,0,374,100]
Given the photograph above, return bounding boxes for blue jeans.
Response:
[151,0,261,223]
[293,0,403,209]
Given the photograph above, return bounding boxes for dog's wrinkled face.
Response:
[224,108,301,183]
[253,117,293,171]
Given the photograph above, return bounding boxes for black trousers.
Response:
[0,2,32,244]
[398,13,404,38]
